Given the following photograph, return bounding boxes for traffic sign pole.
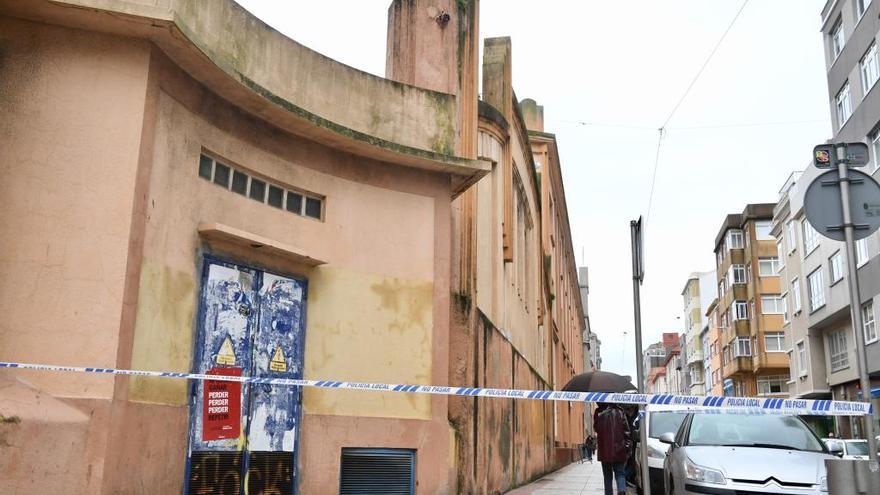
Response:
[630,219,651,495]
[835,151,879,470]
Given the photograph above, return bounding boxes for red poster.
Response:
[202,367,242,441]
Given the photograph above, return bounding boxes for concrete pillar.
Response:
[385,0,479,160]
[386,0,459,95]
[520,98,544,132]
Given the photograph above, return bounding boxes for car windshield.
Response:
[687,414,825,452]
[846,441,869,455]
[649,412,687,439]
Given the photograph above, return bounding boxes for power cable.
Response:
[645,0,750,224]
[548,118,826,132]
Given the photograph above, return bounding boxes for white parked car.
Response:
[661,413,837,494]
[822,438,870,460]
[633,405,689,494]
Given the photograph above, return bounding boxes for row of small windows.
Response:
[198,153,323,220]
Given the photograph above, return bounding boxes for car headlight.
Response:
[647,445,667,459]
[683,456,726,485]
[819,476,828,492]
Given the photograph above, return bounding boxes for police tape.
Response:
[0,361,874,416]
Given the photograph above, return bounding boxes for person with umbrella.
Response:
[594,403,632,495]
[563,371,636,495]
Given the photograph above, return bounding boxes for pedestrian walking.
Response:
[594,403,631,495]
[585,434,596,463]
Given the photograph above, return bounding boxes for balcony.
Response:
[687,349,704,365]
[723,356,753,378]
[753,351,790,373]
[721,320,751,344]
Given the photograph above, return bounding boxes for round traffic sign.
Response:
[804,169,880,241]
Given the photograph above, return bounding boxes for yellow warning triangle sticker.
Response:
[269,346,287,372]
[216,336,236,366]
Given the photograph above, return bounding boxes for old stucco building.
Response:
[0,0,586,494]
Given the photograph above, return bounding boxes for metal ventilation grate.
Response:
[339,448,415,495]
[247,452,294,494]
[187,451,242,495]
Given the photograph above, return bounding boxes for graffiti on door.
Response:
[187,260,306,494]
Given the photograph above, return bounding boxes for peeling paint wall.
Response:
[305,267,434,420]
[0,13,456,492]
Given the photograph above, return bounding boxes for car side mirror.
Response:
[659,432,676,445]
[827,443,843,457]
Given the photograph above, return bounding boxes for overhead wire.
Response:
[645,0,750,225]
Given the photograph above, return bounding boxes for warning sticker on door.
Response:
[216,336,236,366]
[203,367,242,441]
[269,347,287,373]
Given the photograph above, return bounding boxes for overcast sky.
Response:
[234,0,832,380]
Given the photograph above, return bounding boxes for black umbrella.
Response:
[562,371,637,393]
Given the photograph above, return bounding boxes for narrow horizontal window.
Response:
[198,151,325,221]
[287,192,303,214]
[213,162,230,188]
[231,170,248,195]
[199,154,214,180]
[305,196,322,219]
[249,178,266,202]
[267,185,284,209]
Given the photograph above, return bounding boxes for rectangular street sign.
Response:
[814,142,870,168]
[814,144,834,168]
[843,142,870,166]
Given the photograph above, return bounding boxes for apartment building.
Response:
[815,0,880,437]
[713,204,790,397]
[705,299,725,396]
[681,271,717,396]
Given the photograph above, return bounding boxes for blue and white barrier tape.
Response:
[0,361,873,416]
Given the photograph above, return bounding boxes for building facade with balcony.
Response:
[814,0,880,438]
[713,204,790,398]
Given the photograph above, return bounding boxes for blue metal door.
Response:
[185,259,306,495]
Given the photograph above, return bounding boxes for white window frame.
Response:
[730,264,747,285]
[734,336,752,358]
[777,240,785,270]
[755,221,773,240]
[782,293,790,323]
[734,301,749,321]
[797,340,808,377]
[791,278,802,314]
[761,295,784,315]
[808,268,826,312]
[758,257,781,276]
[856,238,869,266]
[764,332,785,352]
[836,82,853,128]
[828,330,849,372]
[832,19,845,59]
[786,220,797,254]
[727,230,744,249]
[757,374,789,396]
[861,42,880,96]
[830,251,845,283]
[863,300,878,344]
[803,220,820,256]
[872,130,880,172]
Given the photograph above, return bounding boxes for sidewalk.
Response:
[505,459,618,495]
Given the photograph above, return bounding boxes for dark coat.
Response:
[594,405,631,463]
